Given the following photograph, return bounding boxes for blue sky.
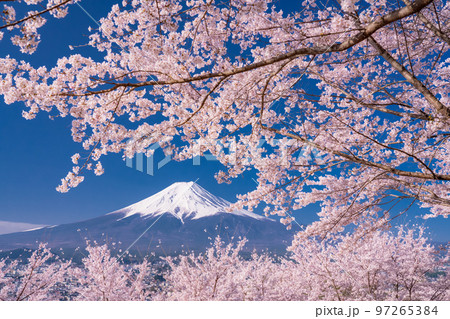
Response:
[0,0,315,228]
[0,1,448,242]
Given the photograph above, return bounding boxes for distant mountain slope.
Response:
[109,181,267,221]
[0,221,46,235]
[0,182,294,254]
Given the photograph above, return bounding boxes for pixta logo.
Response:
[125,137,323,176]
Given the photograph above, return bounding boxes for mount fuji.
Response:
[110,181,268,222]
[0,182,294,255]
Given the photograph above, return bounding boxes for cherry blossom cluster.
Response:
[0,244,70,300]
[0,0,79,54]
[0,242,156,301]
[161,226,449,301]
[0,225,447,301]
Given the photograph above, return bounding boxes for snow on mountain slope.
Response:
[0,221,46,235]
[109,181,268,223]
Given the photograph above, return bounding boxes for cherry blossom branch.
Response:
[368,36,450,118]
[0,0,73,30]
[403,0,450,45]
[63,0,434,97]
[260,125,450,181]
[312,72,431,120]
[177,75,230,127]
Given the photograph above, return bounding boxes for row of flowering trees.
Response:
[0,225,447,301]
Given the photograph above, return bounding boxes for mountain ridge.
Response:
[0,182,294,254]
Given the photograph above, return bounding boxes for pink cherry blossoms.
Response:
[0,0,79,54]
[0,226,447,301]
[0,244,70,300]
[0,0,449,238]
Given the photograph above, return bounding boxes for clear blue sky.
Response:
[0,1,448,242]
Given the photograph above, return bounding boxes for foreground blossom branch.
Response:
[0,0,79,53]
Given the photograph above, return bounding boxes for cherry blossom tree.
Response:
[0,0,449,237]
[0,243,70,301]
[159,236,288,301]
[287,224,449,301]
[160,228,449,301]
[69,244,153,301]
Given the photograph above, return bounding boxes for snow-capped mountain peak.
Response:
[0,181,293,254]
[110,181,267,222]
